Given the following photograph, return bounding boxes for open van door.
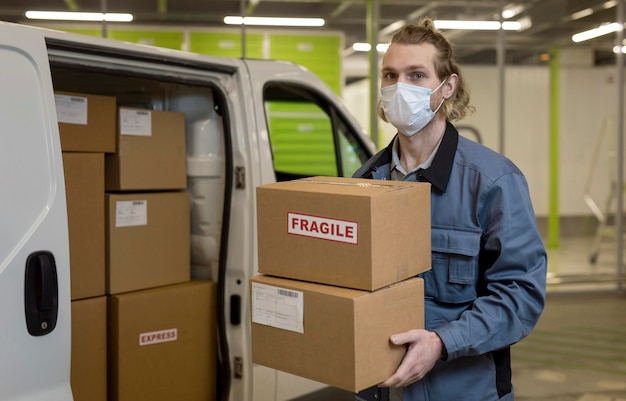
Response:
[0,22,73,401]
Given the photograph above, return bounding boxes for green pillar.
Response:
[366,0,380,148]
[548,47,560,248]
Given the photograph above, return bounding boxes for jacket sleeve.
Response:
[434,171,547,360]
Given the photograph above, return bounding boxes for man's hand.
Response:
[378,329,445,388]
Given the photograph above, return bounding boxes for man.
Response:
[353,19,547,401]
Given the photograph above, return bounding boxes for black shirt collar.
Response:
[417,121,458,193]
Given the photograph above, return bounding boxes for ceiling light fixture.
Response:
[224,16,325,27]
[571,8,594,20]
[352,19,526,52]
[613,45,626,53]
[572,22,622,42]
[501,4,525,19]
[434,20,522,31]
[25,10,133,22]
[352,43,389,52]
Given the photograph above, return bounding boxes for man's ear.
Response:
[443,73,459,98]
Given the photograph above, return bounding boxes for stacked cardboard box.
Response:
[59,93,217,401]
[103,106,216,401]
[252,176,432,392]
[108,280,216,401]
[105,107,187,191]
[58,90,116,401]
[104,107,190,295]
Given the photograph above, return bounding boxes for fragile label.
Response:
[55,94,88,125]
[139,328,178,346]
[252,282,304,333]
[287,212,358,244]
[115,200,148,227]
[119,109,152,136]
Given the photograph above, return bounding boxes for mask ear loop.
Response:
[431,76,449,114]
[432,97,446,114]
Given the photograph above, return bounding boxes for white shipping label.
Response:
[287,212,358,244]
[55,94,88,125]
[252,282,304,333]
[115,200,148,227]
[139,328,178,346]
[119,109,152,136]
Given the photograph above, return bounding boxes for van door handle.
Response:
[24,251,59,336]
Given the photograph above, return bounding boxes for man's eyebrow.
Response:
[381,64,428,73]
[405,64,428,70]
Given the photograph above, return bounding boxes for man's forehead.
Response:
[382,43,437,71]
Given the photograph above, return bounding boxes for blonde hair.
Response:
[380,18,475,122]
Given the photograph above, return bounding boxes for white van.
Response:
[0,21,375,401]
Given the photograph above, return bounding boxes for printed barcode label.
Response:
[277,289,299,298]
[119,108,152,136]
[251,282,304,333]
[55,94,88,125]
[115,200,148,227]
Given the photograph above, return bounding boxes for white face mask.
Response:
[379,80,446,137]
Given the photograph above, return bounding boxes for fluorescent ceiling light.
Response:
[224,16,324,27]
[502,21,522,30]
[352,43,372,52]
[25,10,133,22]
[352,19,525,52]
[571,8,593,20]
[352,43,389,52]
[502,4,525,19]
[434,20,521,31]
[572,22,621,42]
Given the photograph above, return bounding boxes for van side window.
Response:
[264,84,370,181]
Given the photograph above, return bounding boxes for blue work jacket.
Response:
[353,122,547,401]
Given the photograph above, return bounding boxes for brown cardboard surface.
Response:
[105,108,186,191]
[256,176,431,290]
[250,275,425,392]
[108,281,217,401]
[71,296,107,401]
[63,152,106,300]
[56,91,116,152]
[105,191,190,294]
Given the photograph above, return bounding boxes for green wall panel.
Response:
[267,101,337,176]
[55,27,342,95]
[108,31,184,50]
[269,34,342,95]
[189,32,263,58]
[56,28,101,37]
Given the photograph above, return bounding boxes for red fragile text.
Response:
[287,212,358,244]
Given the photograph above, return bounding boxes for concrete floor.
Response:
[512,236,626,401]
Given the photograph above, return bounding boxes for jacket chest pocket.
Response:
[421,226,481,304]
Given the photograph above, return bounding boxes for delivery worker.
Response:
[353,18,547,401]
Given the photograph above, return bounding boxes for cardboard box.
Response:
[55,91,116,152]
[63,152,106,300]
[106,191,190,294]
[250,275,424,392]
[256,176,431,290]
[105,107,186,191]
[108,281,217,401]
[71,296,107,401]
